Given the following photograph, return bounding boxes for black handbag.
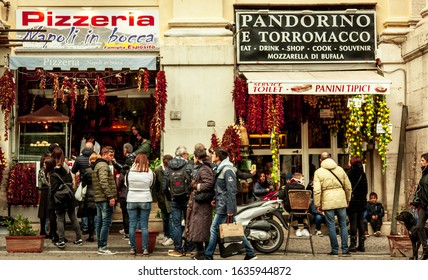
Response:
[194,189,215,203]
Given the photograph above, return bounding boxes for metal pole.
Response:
[391,105,408,235]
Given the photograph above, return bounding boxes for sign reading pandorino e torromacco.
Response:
[236,10,376,64]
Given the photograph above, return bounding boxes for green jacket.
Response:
[92,158,117,202]
[134,140,152,158]
[153,164,171,213]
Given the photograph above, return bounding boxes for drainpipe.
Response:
[381,67,406,235]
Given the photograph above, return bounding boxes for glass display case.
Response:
[17,105,70,162]
[18,123,68,161]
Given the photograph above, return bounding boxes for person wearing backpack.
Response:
[46,147,82,249]
[162,145,194,257]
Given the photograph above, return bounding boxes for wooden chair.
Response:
[284,189,315,255]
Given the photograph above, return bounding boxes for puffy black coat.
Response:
[49,166,76,212]
[346,163,368,212]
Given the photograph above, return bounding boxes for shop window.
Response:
[308,120,330,148]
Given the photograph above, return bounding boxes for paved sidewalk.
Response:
[0,230,408,260]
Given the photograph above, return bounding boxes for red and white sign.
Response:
[16,8,160,50]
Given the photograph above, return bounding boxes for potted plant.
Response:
[4,214,45,253]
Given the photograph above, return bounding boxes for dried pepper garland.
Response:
[70,81,77,117]
[0,69,16,141]
[232,76,248,120]
[6,163,38,206]
[137,69,143,92]
[144,69,150,92]
[95,77,106,105]
[51,73,60,109]
[36,69,46,92]
[210,131,221,150]
[246,94,264,134]
[221,124,242,163]
[83,85,89,109]
[150,70,167,148]
[0,146,7,184]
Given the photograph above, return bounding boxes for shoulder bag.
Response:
[74,181,87,202]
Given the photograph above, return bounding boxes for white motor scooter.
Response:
[235,194,289,254]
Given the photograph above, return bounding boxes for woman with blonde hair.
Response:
[126,153,155,255]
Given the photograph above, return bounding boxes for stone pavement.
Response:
[0,228,408,260]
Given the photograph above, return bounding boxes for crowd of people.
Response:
[37,128,397,259]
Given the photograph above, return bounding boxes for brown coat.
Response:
[185,161,214,242]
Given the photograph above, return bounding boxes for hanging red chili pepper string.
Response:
[150,70,167,148]
[6,163,38,206]
[0,69,16,141]
[95,77,106,105]
[70,81,77,117]
[232,76,248,120]
[143,69,150,93]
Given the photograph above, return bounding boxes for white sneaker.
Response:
[301,229,310,237]
[162,237,174,246]
[119,229,125,235]
[295,229,302,237]
[316,230,324,237]
[97,247,117,255]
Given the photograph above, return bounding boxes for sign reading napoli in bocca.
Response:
[236,10,376,63]
[16,9,160,50]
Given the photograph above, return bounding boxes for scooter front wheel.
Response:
[250,219,284,254]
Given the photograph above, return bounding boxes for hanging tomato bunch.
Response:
[0,69,16,141]
[374,94,392,172]
[6,163,38,206]
[270,123,280,185]
[150,70,167,149]
[51,73,60,109]
[345,95,364,158]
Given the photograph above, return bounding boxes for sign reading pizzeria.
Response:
[236,10,376,64]
[16,8,159,51]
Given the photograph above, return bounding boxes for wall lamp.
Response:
[0,0,10,21]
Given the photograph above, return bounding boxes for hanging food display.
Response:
[0,147,7,184]
[374,94,392,172]
[150,70,167,148]
[95,77,106,105]
[221,124,242,163]
[232,76,248,121]
[6,163,38,206]
[144,69,150,93]
[345,95,364,158]
[0,69,16,141]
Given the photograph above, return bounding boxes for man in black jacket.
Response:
[71,141,94,234]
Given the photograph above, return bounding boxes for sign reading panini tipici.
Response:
[16,9,159,50]
[236,10,376,64]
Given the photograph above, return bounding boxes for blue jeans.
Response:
[161,210,172,238]
[171,199,193,252]
[81,217,88,232]
[324,208,349,254]
[127,202,151,251]
[95,201,114,249]
[205,213,256,259]
[314,214,326,231]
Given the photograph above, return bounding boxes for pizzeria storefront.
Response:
[9,7,161,163]
[232,9,392,189]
